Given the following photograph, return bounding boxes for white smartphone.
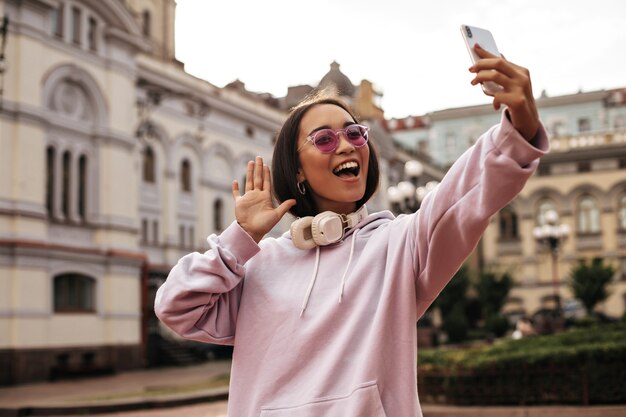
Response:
[460,24,503,96]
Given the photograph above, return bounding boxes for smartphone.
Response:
[460,24,503,96]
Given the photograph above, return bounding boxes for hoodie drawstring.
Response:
[339,229,358,303]
[300,229,359,317]
[300,246,321,317]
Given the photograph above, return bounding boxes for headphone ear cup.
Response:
[311,211,344,246]
[290,217,316,250]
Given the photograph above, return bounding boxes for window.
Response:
[52,5,64,38]
[537,199,557,226]
[62,151,71,218]
[152,220,159,245]
[578,117,591,133]
[71,7,81,44]
[577,161,591,173]
[214,199,223,232]
[550,121,565,137]
[46,146,55,216]
[141,219,148,243]
[619,194,626,230]
[143,146,155,183]
[499,206,519,240]
[87,17,97,50]
[142,10,151,37]
[189,226,195,249]
[181,159,191,192]
[179,225,185,247]
[444,132,456,155]
[53,274,95,312]
[577,195,600,234]
[78,155,87,220]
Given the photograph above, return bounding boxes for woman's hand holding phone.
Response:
[469,44,540,141]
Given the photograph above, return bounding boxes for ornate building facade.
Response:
[387,89,626,319]
[0,0,285,384]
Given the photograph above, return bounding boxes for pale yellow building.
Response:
[0,0,286,384]
[389,89,626,320]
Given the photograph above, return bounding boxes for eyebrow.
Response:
[307,120,356,137]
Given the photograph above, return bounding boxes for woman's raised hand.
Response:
[232,156,296,243]
[469,44,540,141]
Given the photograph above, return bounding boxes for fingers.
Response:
[276,199,297,218]
[245,160,254,193]
[254,156,263,190]
[473,43,499,59]
[243,156,270,193]
[232,180,241,199]
[263,164,271,192]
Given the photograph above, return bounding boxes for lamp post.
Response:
[532,209,570,313]
[387,160,438,214]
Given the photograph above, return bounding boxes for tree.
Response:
[569,258,614,315]
[475,270,514,337]
[434,265,471,343]
[475,270,513,318]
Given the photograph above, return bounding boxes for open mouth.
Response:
[333,161,360,178]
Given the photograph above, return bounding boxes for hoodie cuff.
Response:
[207,221,260,265]
[494,110,550,167]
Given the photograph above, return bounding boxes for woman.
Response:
[155,45,548,416]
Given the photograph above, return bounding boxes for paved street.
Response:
[94,401,228,417]
[1,360,626,417]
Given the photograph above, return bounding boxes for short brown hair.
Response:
[272,93,380,218]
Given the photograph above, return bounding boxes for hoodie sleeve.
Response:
[154,220,260,344]
[411,111,549,318]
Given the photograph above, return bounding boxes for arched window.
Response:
[152,220,159,245]
[179,225,185,247]
[214,199,223,232]
[499,206,519,240]
[53,273,95,312]
[62,150,71,218]
[577,195,600,234]
[78,155,87,220]
[141,218,148,243]
[142,10,151,37]
[181,159,191,192]
[618,194,626,231]
[536,198,557,226]
[46,146,55,216]
[143,146,155,183]
[188,226,195,249]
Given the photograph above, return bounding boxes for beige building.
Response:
[388,89,626,320]
[0,0,286,384]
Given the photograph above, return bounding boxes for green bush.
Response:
[418,323,626,405]
[484,315,510,338]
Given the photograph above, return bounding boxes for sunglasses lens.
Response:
[345,125,368,146]
[312,130,338,153]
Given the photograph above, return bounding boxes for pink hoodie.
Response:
[155,112,548,416]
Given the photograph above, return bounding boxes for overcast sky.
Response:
[175,0,626,119]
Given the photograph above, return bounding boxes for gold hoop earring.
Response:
[297,181,306,195]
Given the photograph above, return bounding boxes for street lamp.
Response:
[533,209,571,313]
[387,160,438,214]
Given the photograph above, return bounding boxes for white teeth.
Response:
[333,161,359,174]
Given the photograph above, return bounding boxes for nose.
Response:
[334,132,355,154]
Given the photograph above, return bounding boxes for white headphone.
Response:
[290,205,368,250]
